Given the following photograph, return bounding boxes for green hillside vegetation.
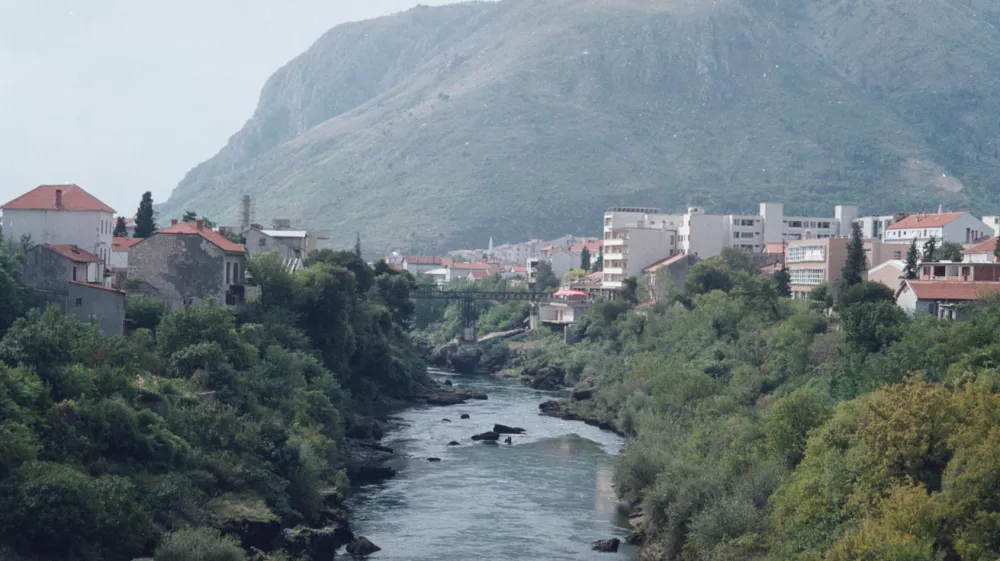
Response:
[508,250,1000,560]
[162,0,1000,253]
[0,245,426,561]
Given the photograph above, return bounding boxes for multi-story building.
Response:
[855,214,905,239]
[1,184,116,275]
[784,238,908,298]
[128,219,250,311]
[981,216,1000,236]
[897,262,1000,319]
[882,212,992,245]
[601,207,680,289]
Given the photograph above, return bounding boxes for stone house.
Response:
[20,243,125,336]
[128,219,249,311]
[1,184,116,275]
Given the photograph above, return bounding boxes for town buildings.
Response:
[782,238,908,298]
[963,238,999,263]
[128,220,250,311]
[2,184,116,278]
[896,262,1000,319]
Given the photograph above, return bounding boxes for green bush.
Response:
[154,527,245,561]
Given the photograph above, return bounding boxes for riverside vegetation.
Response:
[458,243,1000,561]
[0,246,432,561]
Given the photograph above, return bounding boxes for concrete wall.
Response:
[21,246,75,293]
[625,229,676,276]
[549,250,576,279]
[868,261,905,290]
[2,208,113,263]
[682,213,727,258]
[67,282,125,337]
[244,229,301,260]
[129,234,241,311]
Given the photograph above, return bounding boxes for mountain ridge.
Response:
[161,0,1000,253]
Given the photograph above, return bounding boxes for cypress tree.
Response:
[354,232,362,258]
[774,263,791,297]
[113,217,128,237]
[580,247,591,271]
[903,239,919,280]
[993,237,1000,263]
[922,236,938,263]
[841,221,866,287]
[134,191,157,238]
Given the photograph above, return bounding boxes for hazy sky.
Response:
[0,0,458,215]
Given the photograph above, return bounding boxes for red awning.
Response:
[553,289,589,297]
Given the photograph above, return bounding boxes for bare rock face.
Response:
[592,538,621,553]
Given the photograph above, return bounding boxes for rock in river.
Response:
[282,525,355,561]
[460,413,470,419]
[592,538,621,553]
[428,457,442,462]
[493,423,526,434]
[346,536,382,557]
[471,431,500,441]
[447,441,461,446]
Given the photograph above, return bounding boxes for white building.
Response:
[2,184,116,268]
[882,212,993,245]
[982,216,1000,236]
[602,207,681,289]
[855,214,904,240]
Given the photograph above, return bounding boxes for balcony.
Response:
[603,251,625,261]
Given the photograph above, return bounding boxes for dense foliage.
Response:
[526,249,1000,561]
[0,248,426,561]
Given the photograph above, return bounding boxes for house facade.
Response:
[1,184,115,273]
[128,220,249,311]
[19,244,124,336]
[896,262,1000,320]
[963,237,998,264]
[882,212,993,245]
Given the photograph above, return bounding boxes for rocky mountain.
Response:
[161,0,1000,253]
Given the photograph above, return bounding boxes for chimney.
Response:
[196,219,204,230]
[218,227,227,236]
[171,219,178,226]
[55,189,63,209]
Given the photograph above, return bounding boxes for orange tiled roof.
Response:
[965,237,998,255]
[906,281,1000,301]
[43,244,102,263]
[112,237,143,251]
[3,184,114,213]
[158,222,245,253]
[886,212,967,230]
[570,240,603,252]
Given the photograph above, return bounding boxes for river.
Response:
[348,369,638,560]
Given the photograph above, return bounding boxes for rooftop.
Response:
[43,244,102,263]
[111,237,143,251]
[2,184,115,213]
[157,221,245,253]
[886,212,967,230]
[905,281,1000,301]
[260,229,308,239]
[965,237,998,256]
[68,280,126,295]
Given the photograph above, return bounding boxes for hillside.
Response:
[161,0,1000,253]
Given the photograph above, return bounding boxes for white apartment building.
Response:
[602,207,680,288]
[1,184,116,270]
[855,214,904,239]
[601,203,860,290]
[882,212,993,245]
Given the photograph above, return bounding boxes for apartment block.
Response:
[784,238,908,298]
[601,207,680,289]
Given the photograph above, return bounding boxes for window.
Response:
[72,267,77,281]
[893,251,902,259]
[788,221,803,228]
[226,262,231,284]
[234,264,240,283]
[258,237,267,246]
[820,222,831,229]
[739,219,754,226]
[786,245,826,263]
[75,298,82,307]
[740,232,755,238]
[788,268,825,285]
[733,232,740,239]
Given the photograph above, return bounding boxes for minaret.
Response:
[488,236,494,254]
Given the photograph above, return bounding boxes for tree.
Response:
[533,261,559,291]
[774,264,791,297]
[841,222,866,287]
[903,239,919,280]
[591,249,603,273]
[621,276,640,304]
[938,242,964,262]
[354,232,362,258]
[134,191,157,238]
[994,238,1000,263]
[182,210,197,223]
[113,217,128,237]
[581,247,591,271]
[922,236,938,263]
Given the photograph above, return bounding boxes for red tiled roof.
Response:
[112,237,143,251]
[965,237,998,255]
[906,281,1000,301]
[468,270,491,280]
[451,262,493,270]
[43,244,102,263]
[643,253,696,274]
[2,184,114,213]
[886,212,967,230]
[570,240,603,252]
[124,218,136,227]
[68,280,126,295]
[403,256,444,265]
[511,265,528,273]
[765,242,786,255]
[158,222,245,253]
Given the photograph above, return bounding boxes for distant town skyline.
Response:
[0,0,459,216]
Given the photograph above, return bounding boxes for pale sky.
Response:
[0,0,459,215]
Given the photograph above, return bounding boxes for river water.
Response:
[348,369,638,560]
